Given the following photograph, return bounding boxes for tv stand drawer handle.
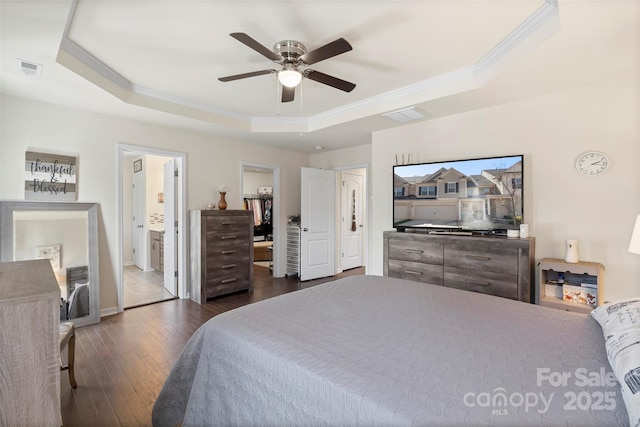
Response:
[465,255,492,261]
[221,235,238,240]
[222,264,237,269]
[222,250,237,255]
[221,278,237,284]
[405,249,424,254]
[404,270,423,276]
[466,279,491,286]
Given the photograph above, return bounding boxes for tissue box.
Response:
[545,283,563,299]
[562,284,597,307]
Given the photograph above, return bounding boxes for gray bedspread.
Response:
[152,275,629,426]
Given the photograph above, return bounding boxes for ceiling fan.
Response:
[218,32,356,103]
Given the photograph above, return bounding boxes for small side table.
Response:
[537,258,605,314]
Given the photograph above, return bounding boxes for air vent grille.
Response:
[382,107,429,123]
[16,59,43,77]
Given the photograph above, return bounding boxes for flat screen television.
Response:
[393,154,524,234]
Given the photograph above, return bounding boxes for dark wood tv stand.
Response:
[383,230,535,302]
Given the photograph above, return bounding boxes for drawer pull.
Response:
[222,264,237,269]
[221,235,238,240]
[222,250,237,255]
[222,222,234,225]
[466,279,491,286]
[405,249,424,254]
[465,255,492,261]
[404,270,423,276]
[221,278,237,284]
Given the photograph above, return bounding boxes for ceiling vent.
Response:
[382,106,429,123]
[16,59,43,77]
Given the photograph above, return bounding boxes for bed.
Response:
[152,275,635,426]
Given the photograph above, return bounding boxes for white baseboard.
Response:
[101,307,118,318]
[123,261,133,267]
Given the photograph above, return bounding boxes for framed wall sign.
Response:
[133,159,142,173]
[25,151,77,201]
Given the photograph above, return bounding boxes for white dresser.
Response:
[0,259,60,426]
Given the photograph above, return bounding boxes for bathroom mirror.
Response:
[0,201,100,327]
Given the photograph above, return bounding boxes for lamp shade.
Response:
[629,214,640,254]
[278,69,302,88]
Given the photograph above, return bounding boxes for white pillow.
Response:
[591,297,640,427]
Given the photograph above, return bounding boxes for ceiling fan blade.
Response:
[282,85,295,103]
[300,38,352,65]
[305,70,356,92]
[230,33,280,61]
[218,69,275,82]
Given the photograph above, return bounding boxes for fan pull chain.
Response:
[299,82,303,138]
[275,78,281,116]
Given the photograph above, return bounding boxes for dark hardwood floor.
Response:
[60,266,364,427]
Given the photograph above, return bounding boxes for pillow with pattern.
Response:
[591,298,640,427]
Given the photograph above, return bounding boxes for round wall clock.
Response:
[575,151,609,176]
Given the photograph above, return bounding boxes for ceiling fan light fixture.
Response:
[220,33,356,101]
[278,69,302,88]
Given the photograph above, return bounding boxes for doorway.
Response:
[241,162,280,278]
[300,167,336,281]
[339,167,366,272]
[299,165,368,281]
[117,145,187,312]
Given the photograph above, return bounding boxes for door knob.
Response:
[303,228,308,232]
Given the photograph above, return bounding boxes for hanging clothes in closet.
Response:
[243,195,272,239]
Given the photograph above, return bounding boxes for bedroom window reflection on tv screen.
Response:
[393,154,524,231]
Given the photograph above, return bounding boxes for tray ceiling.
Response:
[2,1,636,152]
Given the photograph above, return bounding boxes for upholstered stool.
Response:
[59,321,77,388]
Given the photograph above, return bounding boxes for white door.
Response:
[341,172,363,270]
[132,169,146,270]
[300,167,335,281]
[163,159,178,295]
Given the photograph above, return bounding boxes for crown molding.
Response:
[57,0,559,134]
[57,1,251,130]
[57,34,252,130]
[304,0,559,132]
[474,0,559,79]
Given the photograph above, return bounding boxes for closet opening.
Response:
[242,164,277,276]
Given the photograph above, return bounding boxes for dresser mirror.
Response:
[0,201,100,327]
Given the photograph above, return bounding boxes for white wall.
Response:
[370,80,640,302]
[243,171,273,196]
[310,144,372,170]
[1,95,309,313]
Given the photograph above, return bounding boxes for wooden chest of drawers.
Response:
[190,210,254,303]
[383,231,535,302]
